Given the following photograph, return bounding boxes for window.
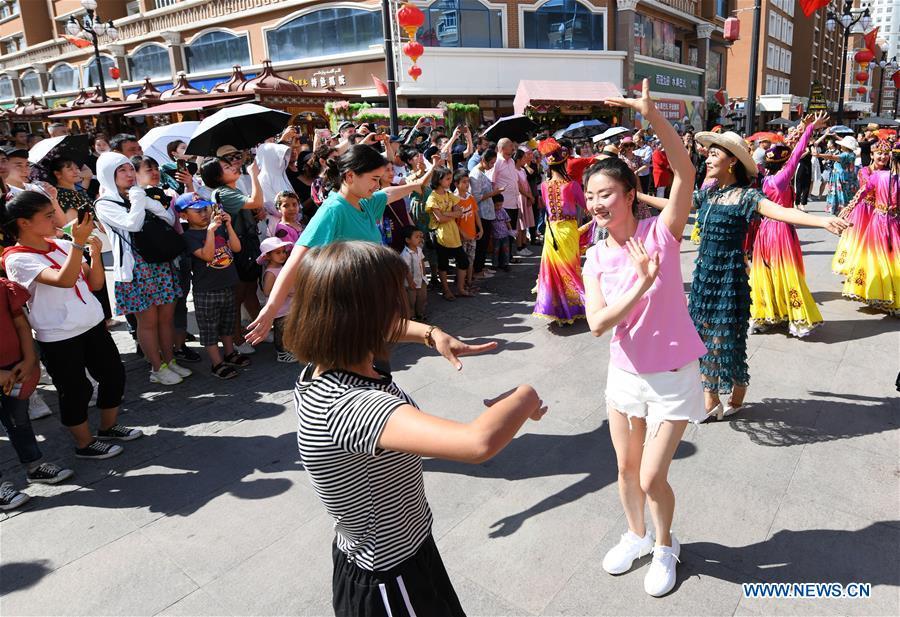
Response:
[21,71,41,96]
[0,0,19,19]
[421,0,503,48]
[0,76,12,100]
[523,0,605,51]
[185,30,251,73]
[84,56,115,88]
[716,0,728,19]
[50,64,79,92]
[709,50,723,90]
[267,8,382,61]
[129,44,171,79]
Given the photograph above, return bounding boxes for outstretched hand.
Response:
[604,78,654,117]
[432,329,498,371]
[823,216,851,236]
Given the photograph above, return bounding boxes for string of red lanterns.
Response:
[397,2,425,81]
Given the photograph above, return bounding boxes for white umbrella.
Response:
[138,121,200,165]
[592,126,631,144]
[27,134,90,166]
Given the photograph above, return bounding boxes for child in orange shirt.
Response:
[453,169,482,292]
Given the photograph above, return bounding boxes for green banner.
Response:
[634,62,703,97]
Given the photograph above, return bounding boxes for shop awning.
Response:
[124,97,248,117]
[513,80,621,115]
[49,105,138,119]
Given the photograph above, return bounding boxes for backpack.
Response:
[99,192,184,264]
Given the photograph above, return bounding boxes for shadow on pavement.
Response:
[425,423,696,538]
[0,560,53,596]
[727,391,898,447]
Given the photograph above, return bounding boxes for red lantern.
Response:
[893,71,900,89]
[109,66,120,80]
[856,86,867,95]
[397,3,425,40]
[855,70,869,83]
[724,17,740,42]
[403,40,424,63]
[855,48,875,69]
[408,64,422,81]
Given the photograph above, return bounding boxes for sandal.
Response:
[223,352,251,368]
[211,363,238,380]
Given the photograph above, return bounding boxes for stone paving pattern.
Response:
[1,208,898,616]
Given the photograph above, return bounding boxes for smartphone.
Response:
[77,204,90,224]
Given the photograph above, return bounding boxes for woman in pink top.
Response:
[581,81,705,598]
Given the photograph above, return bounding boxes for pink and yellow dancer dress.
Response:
[832,160,881,275]
[841,169,900,315]
[750,123,824,337]
[533,179,586,324]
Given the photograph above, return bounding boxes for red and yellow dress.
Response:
[841,169,900,315]
[832,163,878,275]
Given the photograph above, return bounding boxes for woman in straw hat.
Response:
[641,129,849,420]
[815,134,859,215]
[748,112,829,338]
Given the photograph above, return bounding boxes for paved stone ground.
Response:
[1,201,898,616]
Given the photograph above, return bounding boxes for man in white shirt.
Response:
[752,139,770,166]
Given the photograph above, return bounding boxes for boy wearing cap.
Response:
[177,192,250,380]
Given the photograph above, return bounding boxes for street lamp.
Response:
[66,0,119,103]
[829,0,872,124]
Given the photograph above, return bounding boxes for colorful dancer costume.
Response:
[750,123,823,337]
[831,142,889,275]
[533,139,586,324]
[825,138,859,215]
[840,163,900,315]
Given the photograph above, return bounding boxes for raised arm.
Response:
[769,117,821,193]
[605,78,693,237]
[758,198,850,234]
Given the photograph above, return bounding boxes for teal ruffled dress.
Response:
[689,185,764,393]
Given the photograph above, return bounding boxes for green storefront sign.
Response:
[634,62,703,98]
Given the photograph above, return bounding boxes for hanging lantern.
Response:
[723,17,740,42]
[893,71,900,89]
[408,65,422,81]
[856,85,867,95]
[855,70,869,83]
[855,48,875,69]
[403,40,424,64]
[397,3,425,40]
[109,66,120,80]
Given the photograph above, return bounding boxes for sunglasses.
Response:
[220,153,243,164]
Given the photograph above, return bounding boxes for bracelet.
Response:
[424,325,439,348]
[72,242,87,252]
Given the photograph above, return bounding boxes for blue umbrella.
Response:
[561,119,608,139]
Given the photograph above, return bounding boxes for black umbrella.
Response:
[27,134,91,167]
[481,114,538,143]
[185,103,291,156]
[850,116,898,127]
[766,118,796,127]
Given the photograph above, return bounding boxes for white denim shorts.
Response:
[605,359,707,443]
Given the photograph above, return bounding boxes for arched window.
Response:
[21,71,42,96]
[421,0,503,48]
[185,30,251,73]
[129,44,171,80]
[84,56,116,88]
[50,64,79,92]
[0,76,13,100]
[523,0,605,50]
[266,8,382,61]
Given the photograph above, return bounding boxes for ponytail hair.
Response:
[324,144,388,194]
[0,190,53,243]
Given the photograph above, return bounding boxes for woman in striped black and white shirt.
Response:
[288,241,546,617]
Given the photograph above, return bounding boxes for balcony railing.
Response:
[658,0,701,17]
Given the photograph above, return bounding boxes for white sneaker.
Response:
[150,366,183,385]
[644,535,681,597]
[235,342,256,355]
[517,248,534,257]
[166,360,193,378]
[28,392,52,420]
[602,529,654,575]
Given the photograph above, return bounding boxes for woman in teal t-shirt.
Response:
[248,145,430,343]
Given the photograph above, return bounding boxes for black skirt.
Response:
[332,534,466,617]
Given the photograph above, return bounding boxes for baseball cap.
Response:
[174,192,214,211]
[1,145,28,158]
[215,145,241,158]
[337,121,355,133]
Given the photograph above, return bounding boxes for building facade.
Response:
[870,0,899,116]
[0,0,729,128]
